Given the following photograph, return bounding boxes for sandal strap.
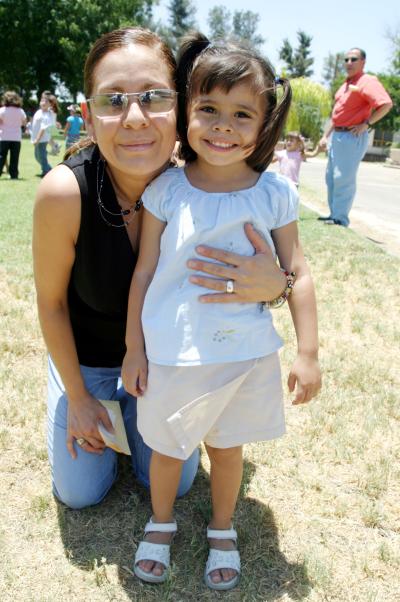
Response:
[205,549,241,576]
[135,541,171,568]
[144,517,177,534]
[207,527,237,541]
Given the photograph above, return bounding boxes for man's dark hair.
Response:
[349,48,366,60]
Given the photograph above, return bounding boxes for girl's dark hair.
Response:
[65,27,176,160]
[3,90,23,107]
[286,130,306,158]
[176,32,292,172]
[46,94,59,114]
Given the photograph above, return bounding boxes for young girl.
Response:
[273,131,320,186]
[122,32,321,590]
[41,92,61,155]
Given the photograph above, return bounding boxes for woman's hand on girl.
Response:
[122,350,148,397]
[187,223,286,303]
[67,392,114,459]
[287,354,322,405]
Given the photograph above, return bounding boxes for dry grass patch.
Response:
[1,143,399,601]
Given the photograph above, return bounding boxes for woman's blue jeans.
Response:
[47,358,199,509]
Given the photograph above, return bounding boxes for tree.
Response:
[387,25,400,73]
[231,11,264,49]
[161,0,197,53]
[207,6,264,50]
[322,52,346,97]
[0,0,155,101]
[207,5,231,39]
[284,78,331,143]
[374,74,400,132]
[279,30,314,78]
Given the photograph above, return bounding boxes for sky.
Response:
[153,0,400,85]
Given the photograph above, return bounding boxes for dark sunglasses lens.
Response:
[345,57,358,63]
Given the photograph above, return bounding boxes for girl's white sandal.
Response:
[134,517,177,584]
[204,526,241,591]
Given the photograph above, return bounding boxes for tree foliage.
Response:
[0,0,154,101]
[322,52,346,97]
[279,31,314,78]
[207,6,264,50]
[158,0,197,53]
[374,74,400,132]
[387,26,400,74]
[285,77,331,143]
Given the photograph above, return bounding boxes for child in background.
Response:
[64,104,84,148]
[31,96,53,177]
[122,33,321,590]
[273,131,320,186]
[41,92,61,156]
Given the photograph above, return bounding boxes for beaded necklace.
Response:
[96,157,142,227]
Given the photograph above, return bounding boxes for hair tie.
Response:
[275,77,284,86]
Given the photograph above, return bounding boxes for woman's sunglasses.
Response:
[87,89,177,118]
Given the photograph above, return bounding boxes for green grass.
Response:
[0,140,399,601]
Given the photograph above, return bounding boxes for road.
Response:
[270,158,400,256]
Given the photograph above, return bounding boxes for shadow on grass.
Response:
[57,455,311,601]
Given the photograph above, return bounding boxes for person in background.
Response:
[64,104,84,149]
[0,90,27,179]
[318,48,392,226]
[42,91,61,156]
[273,131,320,187]
[31,96,52,177]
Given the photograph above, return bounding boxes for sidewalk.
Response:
[270,158,400,257]
[300,158,400,257]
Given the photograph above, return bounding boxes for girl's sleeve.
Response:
[274,180,300,229]
[142,171,174,222]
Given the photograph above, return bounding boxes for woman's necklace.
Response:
[96,157,142,228]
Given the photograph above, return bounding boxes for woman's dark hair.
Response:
[3,91,23,107]
[65,27,176,159]
[176,32,292,172]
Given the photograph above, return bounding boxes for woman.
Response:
[33,27,289,513]
[0,90,27,179]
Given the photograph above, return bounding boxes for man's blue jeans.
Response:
[47,358,199,509]
[326,130,369,226]
[34,142,52,176]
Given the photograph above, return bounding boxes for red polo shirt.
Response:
[332,72,392,127]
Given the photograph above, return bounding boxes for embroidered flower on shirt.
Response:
[212,329,236,342]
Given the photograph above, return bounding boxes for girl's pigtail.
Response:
[251,77,292,173]
[176,31,211,163]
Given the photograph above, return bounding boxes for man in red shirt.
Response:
[318,48,392,226]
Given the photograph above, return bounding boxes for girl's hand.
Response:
[287,354,321,405]
[122,350,148,397]
[187,223,286,303]
[67,393,114,459]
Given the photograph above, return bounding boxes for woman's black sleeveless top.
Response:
[64,145,137,367]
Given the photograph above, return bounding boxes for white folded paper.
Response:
[97,399,131,455]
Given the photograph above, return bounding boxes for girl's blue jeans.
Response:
[47,357,199,509]
[34,142,52,175]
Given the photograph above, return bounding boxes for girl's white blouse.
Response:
[141,168,299,366]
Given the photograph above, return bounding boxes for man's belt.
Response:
[334,126,352,131]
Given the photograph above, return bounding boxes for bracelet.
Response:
[261,269,296,310]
